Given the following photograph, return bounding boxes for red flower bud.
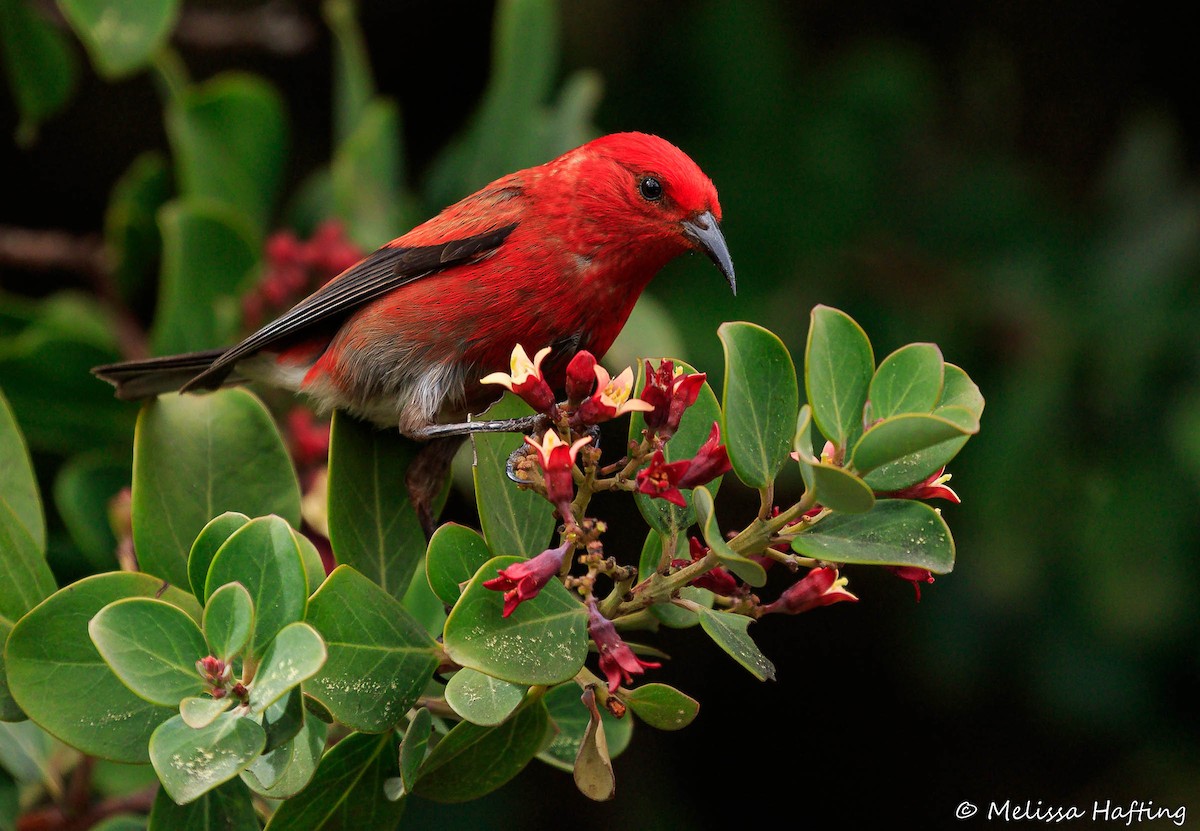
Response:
[565,350,597,404]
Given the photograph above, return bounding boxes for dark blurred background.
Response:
[3,0,1199,827]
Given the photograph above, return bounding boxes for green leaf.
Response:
[6,573,200,762]
[868,343,944,419]
[187,513,251,602]
[443,556,588,685]
[304,565,438,733]
[697,608,776,682]
[444,669,527,726]
[638,529,712,628]
[570,686,614,801]
[538,683,632,773]
[692,488,767,587]
[401,555,445,638]
[179,696,231,729]
[718,321,800,488]
[85,815,146,831]
[793,405,875,514]
[629,360,724,539]
[425,523,492,606]
[248,623,327,714]
[326,412,426,601]
[150,199,259,356]
[52,451,130,571]
[132,389,301,588]
[331,99,411,250]
[791,499,956,573]
[850,409,977,476]
[0,388,45,551]
[57,0,179,78]
[623,683,699,731]
[414,699,550,803]
[104,152,171,305]
[0,720,55,785]
[0,0,77,144]
[323,0,374,145]
[241,709,326,799]
[0,297,132,453]
[0,394,56,720]
[205,516,308,661]
[293,527,329,597]
[148,779,259,831]
[202,582,254,662]
[397,708,431,796]
[864,363,985,491]
[260,688,304,752]
[423,0,559,206]
[149,712,265,805]
[264,730,404,831]
[166,72,288,231]
[89,597,208,706]
[805,305,874,451]
[471,394,555,557]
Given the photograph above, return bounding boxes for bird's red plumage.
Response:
[94,132,730,434]
[293,132,725,431]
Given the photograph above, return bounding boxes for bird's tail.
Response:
[92,348,236,400]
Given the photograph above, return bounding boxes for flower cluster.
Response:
[476,341,959,697]
[195,655,246,702]
[244,219,363,329]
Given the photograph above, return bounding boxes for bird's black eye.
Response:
[638,176,663,201]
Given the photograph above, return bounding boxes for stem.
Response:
[727,489,819,556]
[614,550,721,617]
[150,47,190,104]
[598,572,635,618]
[757,483,774,521]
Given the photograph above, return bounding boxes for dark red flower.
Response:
[879,467,960,503]
[636,450,690,507]
[675,422,731,489]
[483,542,573,617]
[641,359,707,440]
[587,599,660,692]
[760,567,858,615]
[886,566,935,601]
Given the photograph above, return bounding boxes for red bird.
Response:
[94,132,733,524]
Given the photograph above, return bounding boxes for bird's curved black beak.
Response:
[682,210,736,295]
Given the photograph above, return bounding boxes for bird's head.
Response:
[562,132,736,294]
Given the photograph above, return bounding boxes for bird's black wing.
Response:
[180,223,517,392]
